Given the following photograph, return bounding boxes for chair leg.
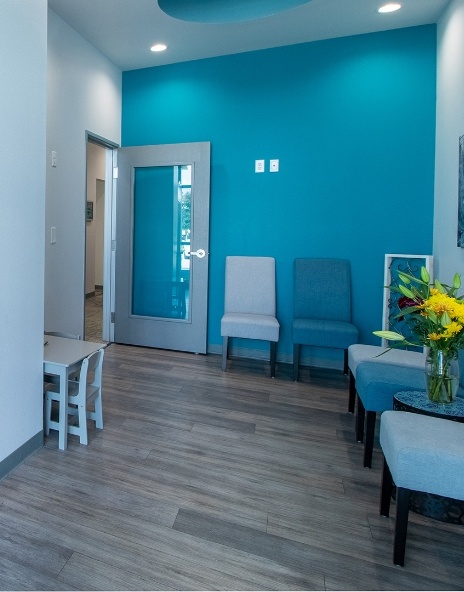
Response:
[94,392,103,429]
[293,344,300,382]
[348,370,356,413]
[356,394,365,443]
[363,410,376,468]
[393,487,411,567]
[270,341,277,378]
[343,349,348,375]
[44,396,52,436]
[380,455,393,517]
[221,336,228,372]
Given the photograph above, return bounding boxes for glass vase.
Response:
[425,349,459,404]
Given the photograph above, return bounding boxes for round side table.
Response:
[393,390,464,524]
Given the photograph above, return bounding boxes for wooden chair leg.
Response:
[393,487,411,567]
[363,410,376,468]
[380,455,393,517]
[221,336,228,372]
[348,370,356,413]
[293,344,300,382]
[343,349,348,375]
[270,341,277,378]
[356,394,365,443]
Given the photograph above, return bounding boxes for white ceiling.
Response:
[47,0,450,71]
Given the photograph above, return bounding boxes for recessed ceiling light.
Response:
[151,43,167,52]
[378,3,402,12]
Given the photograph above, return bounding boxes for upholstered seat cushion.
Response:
[356,361,425,412]
[292,318,358,350]
[380,411,464,500]
[221,312,279,342]
[348,344,425,378]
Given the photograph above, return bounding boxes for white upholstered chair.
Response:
[221,256,280,377]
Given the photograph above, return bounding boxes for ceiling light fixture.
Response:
[378,3,402,13]
[151,43,167,52]
[158,0,313,24]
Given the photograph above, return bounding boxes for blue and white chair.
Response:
[292,258,359,381]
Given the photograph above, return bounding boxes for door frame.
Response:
[85,131,119,343]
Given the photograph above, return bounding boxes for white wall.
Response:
[0,0,47,461]
[434,0,464,281]
[46,9,121,336]
[95,178,106,286]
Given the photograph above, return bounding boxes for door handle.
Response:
[190,249,206,259]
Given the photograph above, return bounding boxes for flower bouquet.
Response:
[374,267,464,403]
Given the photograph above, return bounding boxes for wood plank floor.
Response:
[1,344,463,590]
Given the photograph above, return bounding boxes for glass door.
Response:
[114,142,210,353]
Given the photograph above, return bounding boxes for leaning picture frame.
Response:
[457,135,464,246]
[382,253,433,350]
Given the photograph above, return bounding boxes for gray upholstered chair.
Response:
[221,256,280,377]
[380,411,464,566]
[292,258,359,381]
[355,349,464,468]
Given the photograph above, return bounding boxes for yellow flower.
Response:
[442,322,463,338]
[428,332,442,341]
[421,292,464,326]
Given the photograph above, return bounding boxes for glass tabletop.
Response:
[394,390,464,418]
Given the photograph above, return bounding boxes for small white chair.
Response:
[67,348,105,445]
[44,348,105,445]
[221,256,280,377]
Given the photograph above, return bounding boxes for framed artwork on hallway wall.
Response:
[457,135,464,246]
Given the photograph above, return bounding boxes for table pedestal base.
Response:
[410,491,464,524]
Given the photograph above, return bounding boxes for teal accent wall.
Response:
[122,25,436,365]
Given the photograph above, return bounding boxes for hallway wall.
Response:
[46,9,121,338]
[0,0,47,464]
[434,0,464,282]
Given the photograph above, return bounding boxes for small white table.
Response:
[43,335,104,450]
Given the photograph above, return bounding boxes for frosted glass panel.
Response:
[132,165,191,320]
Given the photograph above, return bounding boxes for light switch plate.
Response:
[270,159,279,172]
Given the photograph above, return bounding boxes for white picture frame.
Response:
[382,254,433,349]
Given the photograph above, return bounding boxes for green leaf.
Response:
[398,284,415,299]
[397,271,411,284]
[420,266,430,283]
[428,310,438,324]
[373,330,406,341]
[441,311,451,326]
[434,279,446,293]
[453,273,461,289]
[393,305,419,318]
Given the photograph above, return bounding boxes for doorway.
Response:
[84,133,118,343]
